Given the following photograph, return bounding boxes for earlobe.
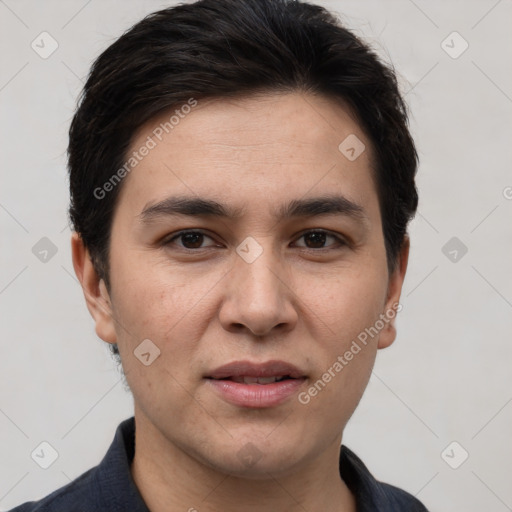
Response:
[71,232,117,344]
[377,237,410,350]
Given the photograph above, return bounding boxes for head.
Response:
[70,0,417,477]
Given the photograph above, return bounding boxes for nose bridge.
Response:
[219,236,297,336]
[234,237,283,303]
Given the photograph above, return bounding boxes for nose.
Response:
[218,243,298,338]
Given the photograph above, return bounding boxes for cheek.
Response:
[107,255,230,397]
[108,266,214,417]
[110,249,221,334]
[295,265,387,409]
[300,265,389,341]
[297,274,383,429]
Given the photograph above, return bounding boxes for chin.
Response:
[196,437,308,479]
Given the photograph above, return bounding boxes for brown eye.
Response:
[294,230,345,250]
[303,231,327,248]
[180,232,205,248]
[165,230,217,250]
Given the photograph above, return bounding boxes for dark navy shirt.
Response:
[9,416,429,511]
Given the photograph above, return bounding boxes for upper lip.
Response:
[207,360,305,380]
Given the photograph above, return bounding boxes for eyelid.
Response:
[163,229,220,248]
[292,229,348,249]
[162,228,348,252]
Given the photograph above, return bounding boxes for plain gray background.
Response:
[1,1,511,510]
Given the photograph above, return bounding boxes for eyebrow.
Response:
[139,194,368,224]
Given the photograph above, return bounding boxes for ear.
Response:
[377,236,410,349]
[71,232,117,344]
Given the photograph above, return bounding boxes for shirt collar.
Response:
[94,416,390,510]
[92,416,150,511]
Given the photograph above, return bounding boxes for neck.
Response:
[130,411,356,512]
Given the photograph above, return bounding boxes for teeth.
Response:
[253,376,277,384]
[230,376,284,384]
[244,376,261,384]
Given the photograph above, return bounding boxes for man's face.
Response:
[77,92,407,477]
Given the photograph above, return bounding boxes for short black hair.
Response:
[68,0,418,356]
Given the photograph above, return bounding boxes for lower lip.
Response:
[207,378,305,408]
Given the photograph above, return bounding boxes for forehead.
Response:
[115,92,379,221]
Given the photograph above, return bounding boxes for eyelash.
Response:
[163,229,347,252]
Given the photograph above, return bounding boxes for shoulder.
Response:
[340,445,429,511]
[373,481,430,511]
[6,417,144,512]
[6,468,98,512]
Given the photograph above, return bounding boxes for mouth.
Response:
[207,360,305,380]
[206,360,306,408]
[216,375,292,384]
